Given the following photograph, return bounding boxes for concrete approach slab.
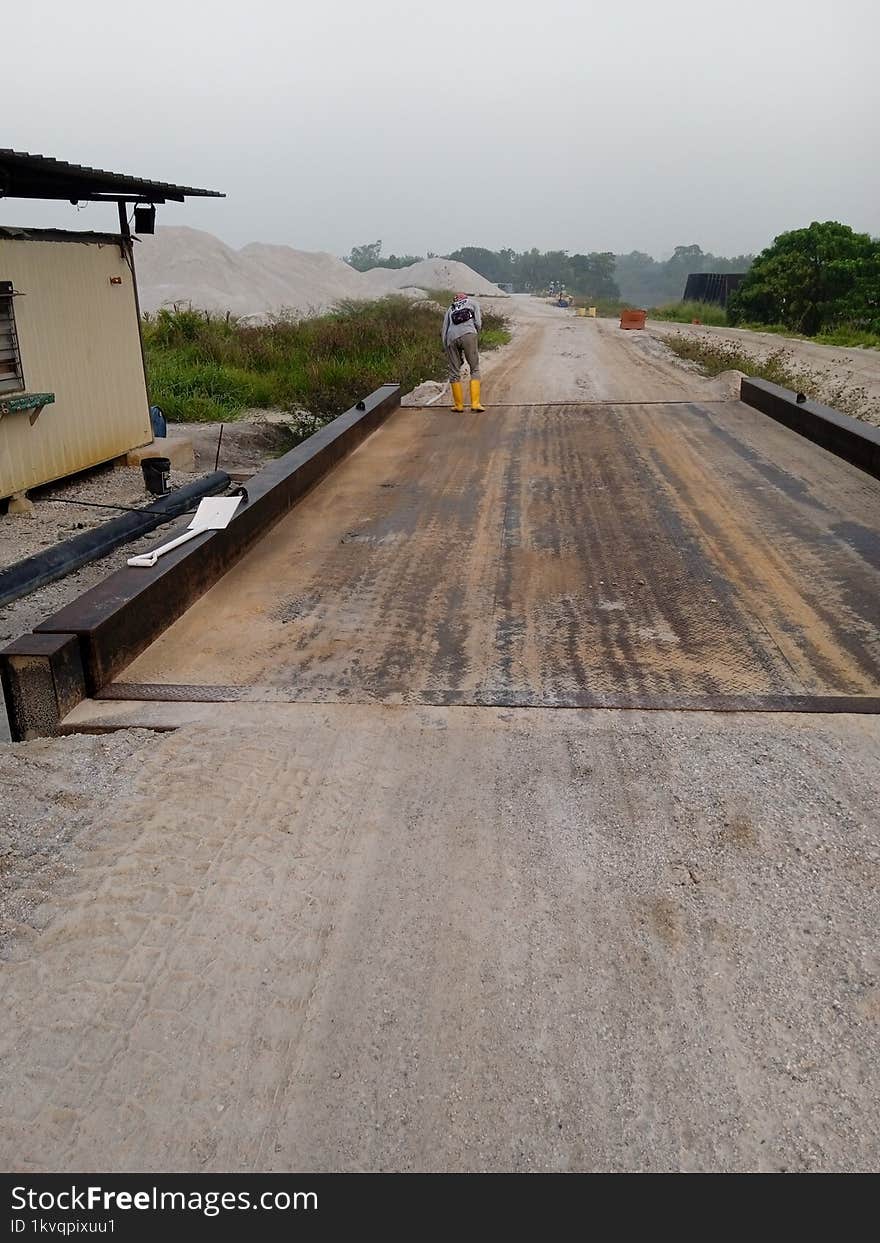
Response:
[3,702,880,1172]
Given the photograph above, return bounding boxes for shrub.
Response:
[144,297,510,430]
[649,301,728,326]
[661,335,880,425]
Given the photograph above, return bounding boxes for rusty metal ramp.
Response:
[103,402,880,712]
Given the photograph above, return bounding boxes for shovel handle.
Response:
[127,527,202,568]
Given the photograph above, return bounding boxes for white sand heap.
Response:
[136,227,506,319]
[360,258,506,299]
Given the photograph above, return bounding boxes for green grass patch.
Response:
[814,327,880,349]
[421,288,456,308]
[479,327,510,349]
[144,297,510,430]
[649,310,880,350]
[649,300,729,326]
[662,336,805,384]
[733,321,880,350]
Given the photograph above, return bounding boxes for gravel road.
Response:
[1,299,878,1172]
[2,706,878,1172]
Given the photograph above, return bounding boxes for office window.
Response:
[0,281,24,395]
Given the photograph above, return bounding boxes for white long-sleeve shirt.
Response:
[442,296,482,348]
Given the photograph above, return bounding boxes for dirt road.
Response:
[484,298,740,404]
[2,301,879,1172]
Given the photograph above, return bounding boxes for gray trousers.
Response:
[445,331,481,381]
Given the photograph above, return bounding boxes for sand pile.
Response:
[361,258,506,299]
[240,243,367,310]
[136,227,252,314]
[136,228,506,318]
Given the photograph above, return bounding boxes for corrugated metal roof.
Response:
[0,225,122,245]
[0,149,224,202]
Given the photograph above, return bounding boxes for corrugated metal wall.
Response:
[0,235,151,499]
[681,272,746,307]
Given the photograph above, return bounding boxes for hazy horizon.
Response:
[3,0,878,261]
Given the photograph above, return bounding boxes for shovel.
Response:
[127,495,243,568]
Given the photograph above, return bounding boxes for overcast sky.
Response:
[4,0,878,260]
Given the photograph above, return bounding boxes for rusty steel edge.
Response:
[740,376,880,481]
[1,384,401,739]
[94,683,880,714]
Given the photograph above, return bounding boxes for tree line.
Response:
[346,240,427,271]
[445,248,622,300]
[346,222,880,335]
[445,245,754,304]
[345,240,753,303]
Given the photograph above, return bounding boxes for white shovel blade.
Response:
[187,495,243,532]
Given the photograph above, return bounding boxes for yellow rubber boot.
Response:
[450,381,464,412]
[470,378,485,412]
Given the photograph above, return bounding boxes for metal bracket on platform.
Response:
[0,391,55,424]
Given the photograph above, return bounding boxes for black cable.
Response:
[43,496,198,518]
[43,483,245,517]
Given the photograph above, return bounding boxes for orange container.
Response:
[619,309,647,330]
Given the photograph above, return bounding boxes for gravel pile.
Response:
[137,227,507,318]
[361,257,506,299]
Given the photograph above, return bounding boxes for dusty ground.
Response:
[0,463,193,584]
[0,730,155,944]
[171,415,296,475]
[649,319,880,424]
[474,298,744,405]
[2,706,878,1172]
[1,297,879,1172]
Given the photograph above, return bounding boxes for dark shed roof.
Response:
[0,149,224,203]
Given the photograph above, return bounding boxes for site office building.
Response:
[0,150,222,501]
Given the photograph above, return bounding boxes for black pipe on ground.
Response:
[0,472,230,609]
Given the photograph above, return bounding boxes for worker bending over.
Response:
[442,293,485,412]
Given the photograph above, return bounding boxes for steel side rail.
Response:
[740,376,880,481]
[1,384,400,738]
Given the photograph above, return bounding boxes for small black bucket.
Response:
[142,456,171,496]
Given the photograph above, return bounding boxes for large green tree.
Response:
[728,221,880,335]
[346,240,383,271]
[569,252,619,299]
[445,247,517,285]
[346,241,424,271]
[446,246,620,296]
